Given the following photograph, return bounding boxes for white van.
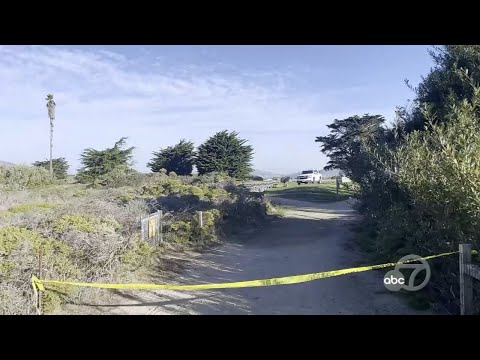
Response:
[296,169,322,184]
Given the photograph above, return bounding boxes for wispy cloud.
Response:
[0,45,393,174]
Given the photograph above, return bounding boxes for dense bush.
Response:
[219,193,269,233]
[97,166,144,188]
[374,96,480,312]
[33,158,69,180]
[0,165,54,191]
[165,209,222,245]
[141,174,230,202]
[314,46,480,313]
[148,139,195,175]
[196,130,253,179]
[76,137,135,184]
[191,172,233,186]
[342,85,480,313]
[0,159,269,314]
[0,227,79,314]
[0,190,157,314]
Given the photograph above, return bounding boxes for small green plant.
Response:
[121,239,158,271]
[7,203,57,214]
[118,192,136,204]
[205,187,229,200]
[52,214,121,234]
[53,214,98,233]
[167,220,194,244]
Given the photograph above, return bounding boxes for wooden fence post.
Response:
[460,243,473,315]
[198,211,203,229]
[159,210,163,243]
[37,248,43,315]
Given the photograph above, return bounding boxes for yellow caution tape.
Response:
[32,250,464,293]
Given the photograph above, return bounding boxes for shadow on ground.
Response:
[71,198,428,315]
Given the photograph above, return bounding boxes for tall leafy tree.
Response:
[76,137,135,183]
[33,158,69,179]
[196,130,254,179]
[148,139,195,175]
[401,45,480,133]
[315,114,386,183]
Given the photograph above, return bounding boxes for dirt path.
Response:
[81,198,430,315]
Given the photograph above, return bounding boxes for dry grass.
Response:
[0,173,268,314]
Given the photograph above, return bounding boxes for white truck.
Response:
[296,169,322,185]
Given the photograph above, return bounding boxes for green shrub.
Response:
[33,158,69,180]
[373,98,480,254]
[0,165,54,191]
[205,187,229,200]
[169,220,193,244]
[8,203,57,214]
[76,137,135,185]
[141,177,183,197]
[117,192,137,204]
[222,195,267,228]
[193,209,221,243]
[0,227,79,314]
[52,214,121,234]
[165,210,221,245]
[53,214,98,233]
[98,167,144,188]
[353,85,480,313]
[184,185,206,198]
[141,176,232,205]
[121,239,158,271]
[191,172,233,185]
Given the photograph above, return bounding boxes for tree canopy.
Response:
[315,114,386,182]
[33,157,69,179]
[147,139,195,175]
[401,45,480,133]
[314,45,480,313]
[76,137,135,183]
[195,130,254,179]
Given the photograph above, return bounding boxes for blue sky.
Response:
[0,45,434,174]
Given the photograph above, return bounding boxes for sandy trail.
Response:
[75,198,429,315]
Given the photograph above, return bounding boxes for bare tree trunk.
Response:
[46,95,56,177]
[49,118,53,176]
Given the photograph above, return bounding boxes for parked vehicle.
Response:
[296,169,322,184]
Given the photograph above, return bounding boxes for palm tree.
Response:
[46,94,56,176]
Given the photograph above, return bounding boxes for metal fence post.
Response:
[460,243,473,315]
[198,211,203,229]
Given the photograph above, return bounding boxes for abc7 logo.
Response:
[383,254,431,292]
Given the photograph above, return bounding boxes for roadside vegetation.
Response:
[315,45,480,314]
[0,128,269,314]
